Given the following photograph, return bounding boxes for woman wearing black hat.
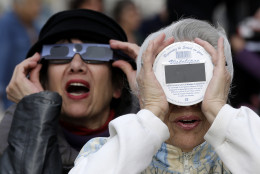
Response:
[0,9,139,173]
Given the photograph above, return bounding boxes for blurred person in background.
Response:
[138,0,253,43]
[230,7,260,114]
[137,1,169,43]
[112,0,142,45]
[0,0,41,110]
[0,102,3,122]
[0,5,3,15]
[68,0,104,13]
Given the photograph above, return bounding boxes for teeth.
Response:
[69,92,83,96]
[69,83,86,87]
[67,82,89,95]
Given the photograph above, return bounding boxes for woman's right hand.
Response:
[110,39,140,94]
[137,33,174,121]
[6,53,44,103]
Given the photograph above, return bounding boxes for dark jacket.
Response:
[0,91,139,173]
[0,92,78,174]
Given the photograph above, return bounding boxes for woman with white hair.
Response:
[69,18,260,174]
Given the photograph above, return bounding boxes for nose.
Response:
[69,54,87,73]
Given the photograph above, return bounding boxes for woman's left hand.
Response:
[195,37,231,124]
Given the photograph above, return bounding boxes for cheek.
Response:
[91,64,113,85]
[101,73,114,93]
[46,65,64,91]
[94,66,116,97]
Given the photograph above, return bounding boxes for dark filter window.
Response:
[165,63,206,83]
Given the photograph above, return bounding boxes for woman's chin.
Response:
[61,107,89,119]
[167,134,205,152]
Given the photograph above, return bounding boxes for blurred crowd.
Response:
[0,0,259,120]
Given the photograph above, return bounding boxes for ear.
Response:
[113,88,122,99]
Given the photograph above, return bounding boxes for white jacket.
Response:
[69,104,260,174]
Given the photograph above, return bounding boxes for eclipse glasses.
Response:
[40,43,129,64]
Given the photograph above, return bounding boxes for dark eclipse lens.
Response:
[50,46,69,57]
[84,46,109,59]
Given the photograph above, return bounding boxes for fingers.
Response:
[153,33,174,54]
[195,37,228,75]
[141,39,155,70]
[29,63,44,91]
[110,35,173,97]
[197,37,231,123]
[194,37,227,69]
[11,53,40,85]
[23,52,41,70]
[29,63,42,82]
[110,40,140,59]
[136,33,174,120]
[194,38,218,65]
[109,40,139,93]
[6,53,43,103]
[217,37,226,68]
[112,60,137,93]
[141,33,174,70]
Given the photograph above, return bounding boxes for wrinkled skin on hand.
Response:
[6,53,44,103]
[136,33,174,121]
[134,35,231,124]
[195,37,231,124]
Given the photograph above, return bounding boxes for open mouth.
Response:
[179,120,197,124]
[67,82,89,95]
[174,116,201,130]
[66,80,90,99]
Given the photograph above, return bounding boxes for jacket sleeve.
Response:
[204,104,260,174]
[69,109,170,174]
[0,91,63,174]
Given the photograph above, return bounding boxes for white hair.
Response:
[136,18,233,81]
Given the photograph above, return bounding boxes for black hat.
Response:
[27,9,128,58]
